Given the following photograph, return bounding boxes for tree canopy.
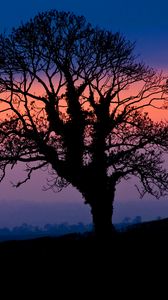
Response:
[0,10,168,235]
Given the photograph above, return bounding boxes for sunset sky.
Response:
[0,0,168,227]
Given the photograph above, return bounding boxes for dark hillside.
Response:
[0,219,168,292]
[0,218,168,262]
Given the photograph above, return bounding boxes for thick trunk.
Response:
[91,199,114,238]
[83,185,116,239]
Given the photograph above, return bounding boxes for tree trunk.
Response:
[91,200,115,239]
[84,186,116,239]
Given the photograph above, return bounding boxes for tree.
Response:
[0,10,168,237]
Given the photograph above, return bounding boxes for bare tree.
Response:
[0,10,168,237]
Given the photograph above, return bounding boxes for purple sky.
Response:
[0,0,168,226]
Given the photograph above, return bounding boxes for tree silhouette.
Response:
[0,10,168,237]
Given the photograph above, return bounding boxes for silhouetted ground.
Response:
[0,218,168,265]
[1,218,168,258]
[1,218,168,293]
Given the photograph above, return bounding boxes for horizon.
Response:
[0,197,166,229]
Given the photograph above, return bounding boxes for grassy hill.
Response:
[0,217,168,258]
[1,218,167,291]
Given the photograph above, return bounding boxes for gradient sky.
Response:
[0,0,168,227]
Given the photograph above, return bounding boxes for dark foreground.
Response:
[1,218,168,294]
[1,217,168,258]
[0,218,168,266]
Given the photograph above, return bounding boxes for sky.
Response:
[0,0,168,227]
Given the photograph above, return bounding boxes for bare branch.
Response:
[12,161,48,187]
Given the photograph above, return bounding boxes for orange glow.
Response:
[0,78,167,125]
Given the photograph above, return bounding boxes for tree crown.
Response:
[0,10,168,198]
